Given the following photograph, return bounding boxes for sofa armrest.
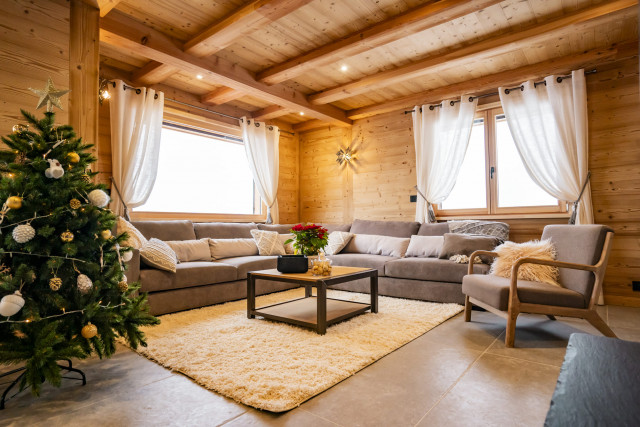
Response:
[124,248,140,283]
[468,250,498,275]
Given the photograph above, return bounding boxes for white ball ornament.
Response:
[77,274,93,294]
[122,250,133,262]
[0,291,25,317]
[88,189,110,208]
[12,224,36,243]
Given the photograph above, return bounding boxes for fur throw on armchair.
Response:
[490,239,560,287]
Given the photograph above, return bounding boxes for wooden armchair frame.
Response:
[464,232,616,347]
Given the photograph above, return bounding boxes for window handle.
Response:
[490,166,495,179]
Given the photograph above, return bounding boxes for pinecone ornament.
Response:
[77,274,93,294]
[117,276,128,293]
[12,224,35,243]
[69,198,81,209]
[49,277,62,291]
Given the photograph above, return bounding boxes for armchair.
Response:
[462,225,615,348]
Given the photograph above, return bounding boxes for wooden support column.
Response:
[69,0,100,162]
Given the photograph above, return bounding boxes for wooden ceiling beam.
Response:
[97,0,121,17]
[201,87,245,105]
[132,0,310,85]
[251,105,290,120]
[346,44,622,120]
[310,0,637,105]
[256,0,504,85]
[292,119,331,133]
[99,12,352,126]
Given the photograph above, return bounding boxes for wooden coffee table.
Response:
[247,266,378,335]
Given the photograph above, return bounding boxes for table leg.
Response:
[247,273,255,319]
[305,284,312,298]
[371,273,378,313]
[317,281,327,335]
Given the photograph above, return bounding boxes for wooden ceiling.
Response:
[98,0,639,130]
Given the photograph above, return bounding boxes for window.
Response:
[438,106,566,216]
[135,124,262,216]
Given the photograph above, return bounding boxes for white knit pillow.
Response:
[405,235,444,258]
[117,217,148,250]
[140,238,177,272]
[324,231,353,255]
[279,234,295,255]
[250,229,286,256]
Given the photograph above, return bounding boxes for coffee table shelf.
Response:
[255,297,372,329]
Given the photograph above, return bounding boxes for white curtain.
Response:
[109,80,164,218]
[499,69,593,224]
[412,97,478,222]
[241,117,280,224]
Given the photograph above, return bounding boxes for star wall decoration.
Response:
[29,77,70,112]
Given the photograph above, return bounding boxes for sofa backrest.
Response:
[257,223,296,233]
[417,222,450,236]
[132,220,196,241]
[320,223,352,233]
[350,218,419,238]
[194,222,257,239]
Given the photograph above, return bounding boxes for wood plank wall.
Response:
[0,0,70,136]
[299,54,640,306]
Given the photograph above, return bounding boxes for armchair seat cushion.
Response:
[327,253,397,276]
[386,258,489,283]
[462,274,586,311]
[139,262,237,293]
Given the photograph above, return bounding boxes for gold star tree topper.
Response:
[29,77,70,112]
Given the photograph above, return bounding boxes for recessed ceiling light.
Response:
[196,74,203,79]
[299,111,305,116]
[340,65,348,72]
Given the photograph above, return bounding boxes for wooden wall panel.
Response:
[277,131,299,224]
[299,54,640,306]
[0,0,70,136]
[96,102,112,186]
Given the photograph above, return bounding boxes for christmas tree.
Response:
[0,104,158,396]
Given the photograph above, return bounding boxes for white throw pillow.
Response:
[324,231,354,255]
[208,238,259,260]
[405,235,444,258]
[166,239,211,263]
[250,229,286,256]
[343,234,410,258]
[117,217,148,250]
[279,234,295,255]
[140,238,177,272]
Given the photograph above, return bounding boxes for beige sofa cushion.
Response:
[139,261,237,292]
[344,234,410,258]
[208,238,259,260]
[216,255,278,279]
[279,234,295,254]
[117,217,148,249]
[324,231,354,255]
[328,253,398,276]
[166,239,211,263]
[250,229,286,256]
[140,238,178,272]
[405,235,444,258]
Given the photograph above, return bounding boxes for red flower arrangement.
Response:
[285,224,329,256]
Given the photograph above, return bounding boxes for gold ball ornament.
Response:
[49,277,62,291]
[61,230,74,242]
[70,198,81,209]
[81,322,98,339]
[6,196,22,209]
[67,152,80,163]
[12,124,27,133]
[117,277,128,293]
[81,174,92,184]
[101,229,112,240]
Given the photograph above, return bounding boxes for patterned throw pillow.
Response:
[279,234,295,255]
[140,238,178,272]
[117,217,148,249]
[324,231,353,255]
[250,229,286,256]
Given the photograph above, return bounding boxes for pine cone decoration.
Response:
[49,277,62,291]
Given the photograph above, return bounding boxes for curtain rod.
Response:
[108,81,295,136]
[403,69,597,114]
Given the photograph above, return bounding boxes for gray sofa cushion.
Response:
[133,220,196,241]
[216,255,278,279]
[257,224,296,233]
[320,223,352,233]
[385,258,489,283]
[350,219,419,237]
[439,233,499,264]
[417,222,450,236]
[139,261,237,293]
[327,253,398,276]
[194,222,257,239]
[462,274,586,310]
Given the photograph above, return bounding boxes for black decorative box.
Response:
[277,255,308,273]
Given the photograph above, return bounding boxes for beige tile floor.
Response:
[2,305,639,427]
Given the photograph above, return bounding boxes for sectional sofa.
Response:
[125,219,499,315]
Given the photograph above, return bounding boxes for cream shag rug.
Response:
[135,289,463,412]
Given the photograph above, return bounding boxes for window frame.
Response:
[435,104,568,219]
[130,118,267,223]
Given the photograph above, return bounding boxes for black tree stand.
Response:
[0,359,86,410]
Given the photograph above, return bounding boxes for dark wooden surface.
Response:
[545,333,640,426]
